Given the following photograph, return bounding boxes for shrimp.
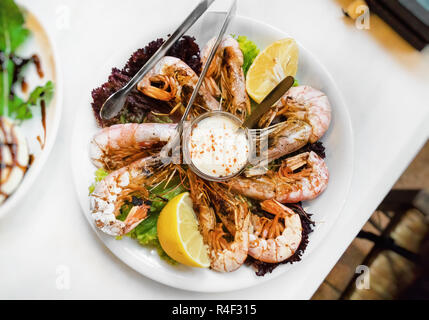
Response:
[265,86,331,143]
[266,119,312,163]
[227,151,329,203]
[248,119,312,174]
[188,171,250,272]
[207,182,250,272]
[249,199,302,263]
[245,86,331,175]
[90,156,160,236]
[90,122,177,170]
[245,119,312,177]
[201,36,250,120]
[137,56,219,112]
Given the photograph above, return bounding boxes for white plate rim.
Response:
[70,14,354,293]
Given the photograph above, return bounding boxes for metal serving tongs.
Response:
[160,0,238,164]
[99,0,217,120]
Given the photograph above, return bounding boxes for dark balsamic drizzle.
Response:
[31,54,44,78]
[36,100,47,149]
[40,100,46,149]
[21,79,28,93]
[36,136,43,148]
[35,54,46,148]
[0,118,30,200]
[28,154,35,166]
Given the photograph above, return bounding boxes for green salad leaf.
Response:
[0,0,30,115]
[0,0,53,120]
[130,213,177,264]
[9,80,54,120]
[88,168,109,194]
[117,201,132,221]
[148,176,187,213]
[233,35,260,76]
[96,174,187,265]
[130,177,187,264]
[0,0,30,53]
[131,213,158,244]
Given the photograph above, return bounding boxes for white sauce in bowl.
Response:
[188,114,249,178]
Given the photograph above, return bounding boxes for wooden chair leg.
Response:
[339,189,428,299]
[357,231,420,263]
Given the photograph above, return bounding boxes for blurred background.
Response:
[313,141,429,299]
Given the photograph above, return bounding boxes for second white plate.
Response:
[0,9,63,218]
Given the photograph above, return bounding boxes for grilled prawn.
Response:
[188,171,250,272]
[249,200,302,263]
[137,56,219,113]
[90,156,159,236]
[90,122,177,170]
[261,85,331,143]
[201,36,250,120]
[228,151,329,203]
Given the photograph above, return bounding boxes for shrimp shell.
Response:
[266,119,312,164]
[210,223,249,273]
[188,171,250,272]
[137,56,219,111]
[208,185,250,272]
[90,123,177,170]
[228,151,329,203]
[248,200,302,263]
[275,85,331,143]
[276,151,329,203]
[202,36,250,120]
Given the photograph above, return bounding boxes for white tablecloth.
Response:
[1,0,428,299]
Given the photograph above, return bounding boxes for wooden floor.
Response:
[312,140,429,300]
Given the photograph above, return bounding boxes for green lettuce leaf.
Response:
[9,80,54,120]
[0,0,30,115]
[89,167,185,264]
[130,213,177,265]
[233,35,260,76]
[88,167,109,194]
[130,213,158,245]
[114,176,186,265]
[148,176,187,213]
[0,0,30,53]
[117,201,132,221]
[0,0,54,121]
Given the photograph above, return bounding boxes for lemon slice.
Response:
[157,192,210,268]
[246,38,299,103]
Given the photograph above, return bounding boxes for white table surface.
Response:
[1,0,428,300]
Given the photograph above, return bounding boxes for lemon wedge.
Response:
[246,38,299,103]
[157,192,210,268]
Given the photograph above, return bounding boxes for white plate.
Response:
[71,14,353,292]
[0,10,63,218]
